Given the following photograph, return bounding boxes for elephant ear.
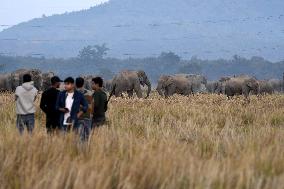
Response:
[136,70,143,78]
[137,70,146,84]
[246,79,254,88]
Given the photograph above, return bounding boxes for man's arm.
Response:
[15,87,19,101]
[56,92,67,113]
[40,92,48,113]
[77,94,88,118]
[81,95,88,113]
[34,89,38,102]
[90,97,94,117]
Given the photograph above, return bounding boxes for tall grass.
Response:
[0,93,283,189]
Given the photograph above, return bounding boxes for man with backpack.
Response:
[75,77,93,141]
[91,77,108,128]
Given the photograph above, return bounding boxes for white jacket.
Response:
[15,82,38,115]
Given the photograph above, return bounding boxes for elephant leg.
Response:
[115,89,121,97]
[134,84,143,98]
[127,90,134,98]
[166,85,176,97]
[242,87,249,99]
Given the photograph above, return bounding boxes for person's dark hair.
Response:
[51,76,62,85]
[23,74,32,83]
[64,77,74,84]
[75,77,84,88]
[92,77,103,87]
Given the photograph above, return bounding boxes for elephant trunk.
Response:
[145,79,151,98]
[156,82,164,96]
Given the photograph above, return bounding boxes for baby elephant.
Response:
[156,75,193,97]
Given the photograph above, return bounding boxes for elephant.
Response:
[0,73,13,92]
[175,74,207,93]
[258,80,274,95]
[213,77,231,94]
[29,69,42,90]
[10,69,27,91]
[41,72,55,91]
[81,75,113,92]
[268,79,283,93]
[206,81,220,93]
[111,70,151,98]
[103,79,113,92]
[156,75,193,97]
[10,69,42,90]
[81,75,94,91]
[223,75,259,98]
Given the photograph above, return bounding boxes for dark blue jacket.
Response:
[56,90,88,127]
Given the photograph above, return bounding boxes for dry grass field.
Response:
[0,92,284,189]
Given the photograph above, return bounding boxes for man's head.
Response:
[75,77,85,89]
[23,74,32,83]
[64,77,75,92]
[92,77,103,91]
[51,76,62,88]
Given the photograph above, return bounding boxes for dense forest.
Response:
[0,45,283,84]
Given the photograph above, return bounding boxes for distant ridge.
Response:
[0,0,283,61]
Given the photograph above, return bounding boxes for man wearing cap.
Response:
[40,76,62,134]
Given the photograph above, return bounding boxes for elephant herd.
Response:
[0,69,55,92]
[104,71,283,98]
[206,75,284,97]
[106,72,283,98]
[0,69,283,98]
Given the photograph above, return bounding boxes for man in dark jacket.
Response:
[40,76,62,134]
[56,77,88,132]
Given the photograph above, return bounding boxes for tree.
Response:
[178,63,202,74]
[78,44,109,61]
[158,51,180,64]
[0,64,5,72]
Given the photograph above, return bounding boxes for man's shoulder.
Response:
[58,90,66,97]
[33,89,38,95]
[42,88,51,95]
[15,86,23,94]
[95,89,106,95]
[93,90,107,99]
[15,86,22,90]
[75,90,86,98]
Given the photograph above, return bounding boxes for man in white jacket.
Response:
[15,74,38,134]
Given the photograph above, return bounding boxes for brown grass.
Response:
[0,92,283,189]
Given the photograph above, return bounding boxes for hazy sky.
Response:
[0,0,108,31]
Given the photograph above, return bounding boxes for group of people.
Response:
[15,73,108,141]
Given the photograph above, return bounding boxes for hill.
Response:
[0,0,284,60]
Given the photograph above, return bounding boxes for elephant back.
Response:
[41,72,55,91]
[29,69,42,90]
[0,73,12,91]
[113,71,137,88]
[81,75,96,90]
